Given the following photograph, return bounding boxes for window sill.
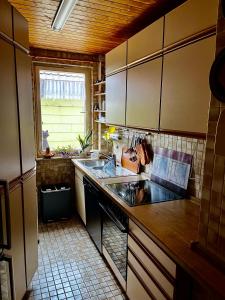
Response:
[36,155,81,161]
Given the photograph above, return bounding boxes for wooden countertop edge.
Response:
[72,159,225,298]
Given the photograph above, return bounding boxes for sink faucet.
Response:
[100,153,117,167]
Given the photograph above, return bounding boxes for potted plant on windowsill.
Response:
[77,130,92,158]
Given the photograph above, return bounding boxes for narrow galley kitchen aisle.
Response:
[27,218,126,300]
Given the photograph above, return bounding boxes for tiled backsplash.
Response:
[36,157,75,192]
[113,130,206,199]
[198,2,225,264]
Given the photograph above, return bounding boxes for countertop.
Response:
[72,158,225,298]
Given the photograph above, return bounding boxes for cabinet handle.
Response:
[0,180,11,249]
[99,202,127,233]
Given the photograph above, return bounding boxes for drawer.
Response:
[129,220,176,278]
[75,168,84,181]
[128,235,174,299]
[127,266,152,300]
[128,250,168,300]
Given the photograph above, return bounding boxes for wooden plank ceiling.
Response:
[9,0,184,55]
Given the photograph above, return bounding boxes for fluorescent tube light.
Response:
[52,0,78,31]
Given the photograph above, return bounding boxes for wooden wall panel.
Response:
[8,0,185,54]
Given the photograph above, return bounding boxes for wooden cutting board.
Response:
[121,146,141,174]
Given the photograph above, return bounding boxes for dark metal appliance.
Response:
[99,196,128,288]
[106,180,183,207]
[83,176,102,253]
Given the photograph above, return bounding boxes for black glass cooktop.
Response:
[106,180,183,207]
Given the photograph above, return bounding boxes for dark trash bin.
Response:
[40,184,72,223]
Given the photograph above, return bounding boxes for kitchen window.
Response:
[34,66,91,156]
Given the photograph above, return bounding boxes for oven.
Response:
[99,197,128,290]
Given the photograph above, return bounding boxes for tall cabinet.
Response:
[0,1,38,299]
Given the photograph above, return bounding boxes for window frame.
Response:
[33,64,92,157]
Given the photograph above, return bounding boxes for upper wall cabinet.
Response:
[0,0,13,38]
[0,38,21,182]
[164,0,219,47]
[16,48,35,174]
[13,8,29,49]
[126,58,162,129]
[127,18,164,64]
[106,71,126,126]
[106,42,127,75]
[160,36,216,134]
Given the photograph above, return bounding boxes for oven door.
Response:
[100,202,128,289]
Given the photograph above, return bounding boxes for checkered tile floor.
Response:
[28,218,126,300]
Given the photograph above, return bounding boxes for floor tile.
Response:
[28,218,126,300]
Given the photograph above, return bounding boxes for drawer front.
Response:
[128,251,168,300]
[127,266,152,300]
[129,220,176,278]
[128,235,174,299]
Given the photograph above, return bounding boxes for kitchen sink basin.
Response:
[80,159,108,168]
[79,159,136,178]
[92,166,104,170]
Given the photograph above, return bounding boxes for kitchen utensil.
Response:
[121,146,140,173]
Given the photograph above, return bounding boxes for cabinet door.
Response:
[13,8,29,50]
[106,42,127,75]
[160,36,216,134]
[75,168,86,224]
[0,38,20,182]
[106,71,126,126]
[6,184,26,300]
[126,58,162,129]
[16,48,35,174]
[0,0,13,38]
[23,173,38,286]
[164,0,218,47]
[128,18,164,64]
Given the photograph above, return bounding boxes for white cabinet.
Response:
[106,71,126,126]
[75,168,86,224]
[164,0,218,47]
[127,266,152,300]
[127,17,164,64]
[126,58,162,129]
[160,36,216,134]
[106,42,127,75]
[128,220,176,300]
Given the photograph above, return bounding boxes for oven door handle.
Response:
[99,203,127,233]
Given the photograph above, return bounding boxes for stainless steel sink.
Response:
[80,159,136,179]
[80,159,107,168]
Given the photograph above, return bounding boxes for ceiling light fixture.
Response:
[52,0,78,31]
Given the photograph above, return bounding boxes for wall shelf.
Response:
[94,92,106,96]
[93,81,106,86]
[95,120,106,124]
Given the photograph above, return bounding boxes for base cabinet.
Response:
[127,220,175,300]
[75,168,86,224]
[23,173,38,286]
[6,184,27,300]
[127,266,152,300]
